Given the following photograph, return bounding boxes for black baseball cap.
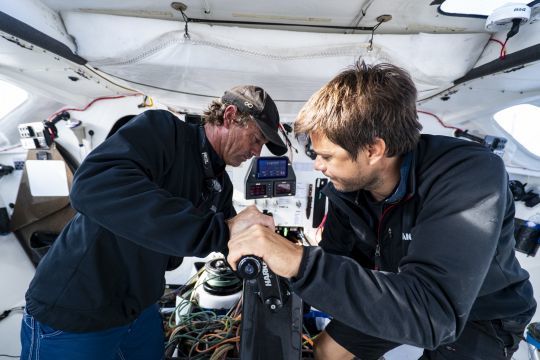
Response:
[222,85,287,156]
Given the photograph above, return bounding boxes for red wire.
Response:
[314,213,327,243]
[500,39,508,60]
[489,37,507,60]
[46,94,142,122]
[417,110,462,131]
[489,37,505,47]
[47,127,55,142]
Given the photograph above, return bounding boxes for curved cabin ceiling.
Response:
[1,0,540,170]
[41,0,489,33]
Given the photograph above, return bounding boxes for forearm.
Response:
[291,246,458,349]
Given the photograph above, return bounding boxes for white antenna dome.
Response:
[485,3,531,32]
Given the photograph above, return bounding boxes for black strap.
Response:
[312,178,328,228]
[198,125,222,193]
[0,11,87,65]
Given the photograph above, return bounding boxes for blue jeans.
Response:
[20,304,164,360]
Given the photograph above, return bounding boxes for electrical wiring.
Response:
[300,326,317,353]
[162,262,320,359]
[417,110,463,131]
[489,15,523,61]
[83,64,142,94]
[166,308,241,359]
[46,94,144,122]
[315,213,328,243]
[302,334,315,347]
[209,343,234,360]
[163,266,243,359]
[0,306,24,322]
[96,69,309,103]
[489,37,508,60]
[138,95,154,108]
[0,144,23,153]
[297,227,315,246]
[279,123,298,162]
[195,335,240,353]
[300,317,322,355]
[0,355,19,359]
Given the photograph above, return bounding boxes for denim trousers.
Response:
[20,303,164,360]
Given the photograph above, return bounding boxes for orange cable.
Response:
[196,336,240,353]
[302,334,314,347]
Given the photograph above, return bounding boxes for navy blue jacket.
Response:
[26,110,235,331]
[292,134,536,349]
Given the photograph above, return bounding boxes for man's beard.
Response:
[332,172,380,193]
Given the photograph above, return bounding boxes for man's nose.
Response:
[314,156,325,172]
[252,144,263,157]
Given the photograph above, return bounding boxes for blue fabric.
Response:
[385,151,412,204]
[527,332,540,349]
[20,304,164,360]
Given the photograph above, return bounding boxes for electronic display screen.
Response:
[275,182,292,195]
[256,157,288,179]
[248,184,268,197]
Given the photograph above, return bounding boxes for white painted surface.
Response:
[0,233,35,357]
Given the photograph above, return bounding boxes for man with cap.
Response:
[21,85,287,360]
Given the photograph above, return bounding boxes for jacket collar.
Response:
[190,122,226,176]
[207,138,226,175]
[385,151,413,204]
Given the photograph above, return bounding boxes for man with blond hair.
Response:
[22,85,286,360]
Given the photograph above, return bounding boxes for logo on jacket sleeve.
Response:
[402,233,412,241]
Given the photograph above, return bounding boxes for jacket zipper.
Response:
[374,194,413,271]
[375,204,398,270]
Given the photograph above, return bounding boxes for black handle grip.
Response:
[237,255,262,280]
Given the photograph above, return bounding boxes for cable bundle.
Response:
[161,261,319,359]
[163,266,242,359]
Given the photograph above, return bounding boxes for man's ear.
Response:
[366,137,386,165]
[223,105,237,129]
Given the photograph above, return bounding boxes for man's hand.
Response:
[227,224,304,278]
[227,205,274,236]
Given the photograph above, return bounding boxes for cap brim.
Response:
[254,118,288,156]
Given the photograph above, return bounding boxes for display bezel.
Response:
[256,157,288,179]
[274,181,293,195]
[248,183,268,196]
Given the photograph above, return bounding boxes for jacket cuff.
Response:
[291,245,316,284]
